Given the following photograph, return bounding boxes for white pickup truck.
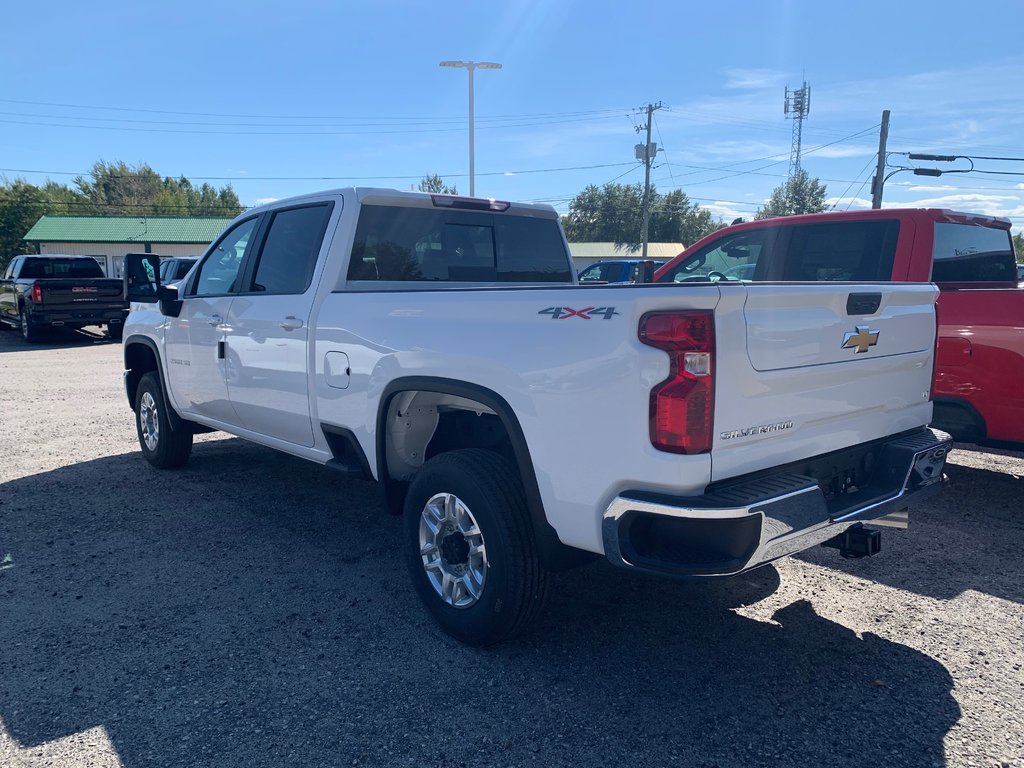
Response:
[122,188,951,645]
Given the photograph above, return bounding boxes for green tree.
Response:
[563,182,718,248]
[72,161,243,216]
[0,161,245,272]
[0,180,47,268]
[755,169,828,219]
[418,174,458,195]
[1012,231,1024,263]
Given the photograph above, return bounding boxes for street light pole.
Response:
[440,60,502,197]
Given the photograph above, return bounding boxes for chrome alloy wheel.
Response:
[418,492,488,608]
[139,391,160,452]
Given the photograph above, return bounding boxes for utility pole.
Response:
[871,109,891,209]
[784,82,811,179]
[636,102,662,259]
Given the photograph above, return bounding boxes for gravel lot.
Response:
[1,326,1022,768]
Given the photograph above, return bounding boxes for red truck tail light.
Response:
[639,311,715,454]
[31,285,43,304]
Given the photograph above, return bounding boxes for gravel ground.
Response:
[0,326,1021,768]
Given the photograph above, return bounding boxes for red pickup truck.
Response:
[654,208,1024,447]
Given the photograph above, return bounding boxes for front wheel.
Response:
[135,371,193,468]
[403,449,551,646]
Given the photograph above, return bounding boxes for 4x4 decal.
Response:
[539,306,619,320]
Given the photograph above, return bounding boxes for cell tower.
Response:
[784,82,811,178]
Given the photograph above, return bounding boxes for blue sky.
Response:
[3,0,1024,232]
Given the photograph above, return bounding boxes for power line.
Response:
[652,111,676,188]
[831,154,879,211]
[0,161,637,181]
[0,97,630,122]
[0,113,628,136]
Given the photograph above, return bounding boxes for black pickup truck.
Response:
[0,255,128,342]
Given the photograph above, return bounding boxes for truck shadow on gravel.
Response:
[0,439,959,767]
[799,461,1024,603]
[0,326,114,352]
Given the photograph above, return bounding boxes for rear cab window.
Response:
[931,223,1016,284]
[20,258,105,279]
[345,204,573,285]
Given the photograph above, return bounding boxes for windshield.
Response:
[579,262,628,282]
[658,231,766,283]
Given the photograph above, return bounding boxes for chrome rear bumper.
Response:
[602,428,951,577]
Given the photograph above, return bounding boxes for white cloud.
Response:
[881,192,1024,221]
[724,68,786,90]
[700,201,757,223]
[809,145,876,159]
[825,196,872,211]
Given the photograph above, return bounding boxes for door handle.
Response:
[204,313,223,327]
[279,316,303,331]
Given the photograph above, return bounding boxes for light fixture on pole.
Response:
[439,60,502,197]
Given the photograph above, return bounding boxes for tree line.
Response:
[0,161,244,269]
[10,162,1015,270]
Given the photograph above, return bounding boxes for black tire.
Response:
[135,371,193,469]
[107,323,124,342]
[20,305,43,343]
[403,448,551,646]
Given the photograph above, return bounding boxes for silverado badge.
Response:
[842,325,879,353]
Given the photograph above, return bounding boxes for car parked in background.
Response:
[1017,262,1023,282]
[578,259,666,283]
[655,208,1024,447]
[158,256,199,286]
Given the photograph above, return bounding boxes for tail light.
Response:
[31,285,43,304]
[639,311,715,454]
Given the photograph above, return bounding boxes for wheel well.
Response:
[124,341,159,411]
[382,391,510,484]
[377,382,596,572]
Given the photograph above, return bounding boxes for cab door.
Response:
[164,216,262,425]
[223,202,336,446]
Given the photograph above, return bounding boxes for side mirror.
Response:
[632,259,657,283]
[124,253,160,302]
[158,284,183,318]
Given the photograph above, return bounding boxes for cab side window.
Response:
[246,204,333,295]
[192,218,259,297]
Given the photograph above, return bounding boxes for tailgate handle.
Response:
[846,292,881,315]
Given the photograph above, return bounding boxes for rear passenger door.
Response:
[224,201,336,446]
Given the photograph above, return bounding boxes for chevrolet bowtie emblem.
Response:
[842,325,880,353]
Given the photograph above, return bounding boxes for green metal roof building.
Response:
[23,215,233,277]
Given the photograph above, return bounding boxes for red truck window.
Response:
[778,220,899,281]
[931,223,1016,283]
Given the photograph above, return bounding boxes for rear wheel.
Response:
[403,449,550,646]
[135,371,192,468]
[20,306,42,343]
[107,323,124,341]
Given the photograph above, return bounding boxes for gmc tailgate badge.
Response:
[842,325,879,353]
